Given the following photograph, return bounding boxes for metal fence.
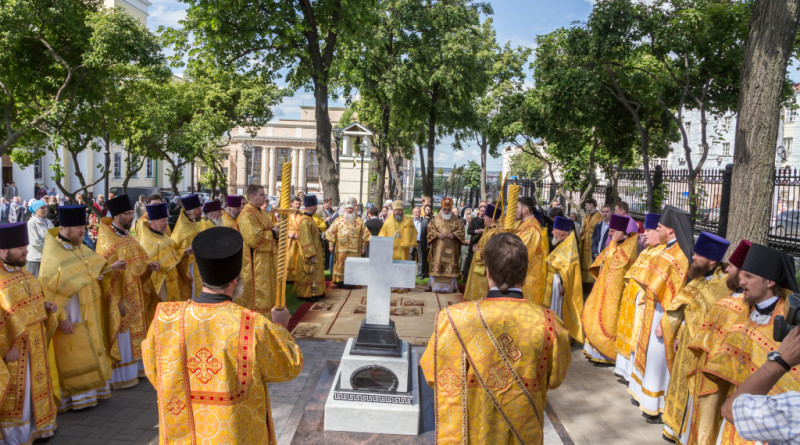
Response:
[527,164,800,255]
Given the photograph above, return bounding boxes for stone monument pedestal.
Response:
[324,338,421,435]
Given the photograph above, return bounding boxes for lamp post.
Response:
[242,143,253,186]
[333,127,343,176]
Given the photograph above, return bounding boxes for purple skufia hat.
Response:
[0,222,28,249]
[644,213,660,230]
[553,216,573,232]
[203,200,222,213]
[693,231,730,263]
[146,203,168,220]
[181,194,202,211]
[485,203,502,221]
[609,214,628,232]
[226,195,242,208]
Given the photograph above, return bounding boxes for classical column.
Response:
[298,148,307,192]
[291,149,299,191]
[260,147,268,188]
[268,147,277,196]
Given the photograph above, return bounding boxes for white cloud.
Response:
[147,0,188,31]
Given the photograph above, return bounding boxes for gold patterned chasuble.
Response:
[143,301,304,445]
[633,242,688,375]
[171,209,204,301]
[221,211,239,231]
[614,245,663,359]
[661,267,729,442]
[378,216,417,260]
[39,229,113,397]
[582,234,638,358]
[96,218,151,363]
[0,265,57,436]
[515,217,545,305]
[543,231,585,343]
[420,298,571,444]
[135,214,171,238]
[578,211,602,283]
[285,212,302,281]
[689,294,800,445]
[463,226,504,301]
[137,223,183,313]
[237,204,278,314]
[325,217,370,282]
[293,214,326,298]
[426,214,466,279]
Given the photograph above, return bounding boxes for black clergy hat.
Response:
[0,222,28,249]
[303,194,318,208]
[192,227,243,286]
[107,194,133,216]
[660,206,694,261]
[741,243,799,293]
[58,205,87,227]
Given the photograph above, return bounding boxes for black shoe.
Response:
[644,414,662,424]
[631,398,640,407]
[662,434,676,443]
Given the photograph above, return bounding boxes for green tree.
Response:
[167,0,380,204]
[508,153,544,179]
[463,161,482,189]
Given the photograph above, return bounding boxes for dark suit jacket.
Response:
[591,221,610,260]
[467,217,485,246]
[419,216,432,250]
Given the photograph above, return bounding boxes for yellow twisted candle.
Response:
[275,161,292,309]
[505,184,519,230]
[494,173,507,221]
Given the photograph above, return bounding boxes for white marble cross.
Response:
[344,236,416,326]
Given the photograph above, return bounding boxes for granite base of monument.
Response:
[324,338,421,435]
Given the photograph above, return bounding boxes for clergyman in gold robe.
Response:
[696,243,800,444]
[513,197,545,304]
[582,214,638,364]
[221,195,243,230]
[201,200,223,229]
[661,231,730,443]
[285,197,302,282]
[463,203,503,301]
[143,226,304,445]
[325,198,369,287]
[543,215,584,343]
[425,197,465,293]
[134,194,171,237]
[578,199,602,285]
[293,195,326,301]
[40,205,119,412]
[378,200,417,261]
[237,184,278,314]
[171,194,204,301]
[0,222,58,442]
[136,203,184,309]
[614,213,663,382]
[684,240,750,445]
[421,232,571,444]
[628,206,691,421]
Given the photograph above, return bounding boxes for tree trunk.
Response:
[424,85,439,198]
[373,149,387,207]
[728,0,800,248]
[418,143,427,198]
[479,134,488,201]
[103,133,111,198]
[312,82,340,204]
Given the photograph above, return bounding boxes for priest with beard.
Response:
[137,203,185,307]
[661,232,730,443]
[583,214,639,364]
[614,213,663,383]
[694,243,800,444]
[514,197,546,304]
[378,200,417,261]
[202,200,223,228]
[293,195,326,302]
[237,185,278,315]
[543,215,584,343]
[628,206,692,423]
[683,240,750,445]
[425,197,465,293]
[0,222,58,442]
[463,203,504,301]
[171,195,204,300]
[325,198,370,288]
[143,227,304,444]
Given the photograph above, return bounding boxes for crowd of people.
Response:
[0,182,798,444]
